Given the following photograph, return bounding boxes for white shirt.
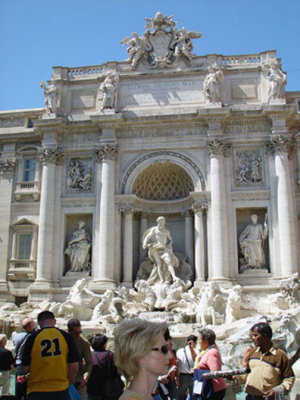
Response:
[177,345,198,374]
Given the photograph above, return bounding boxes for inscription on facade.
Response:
[119,78,204,108]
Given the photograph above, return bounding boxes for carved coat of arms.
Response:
[121,12,201,69]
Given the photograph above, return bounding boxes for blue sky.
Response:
[0,0,299,111]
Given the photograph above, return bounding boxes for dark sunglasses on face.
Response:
[151,345,169,355]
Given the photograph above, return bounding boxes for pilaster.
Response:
[0,156,16,301]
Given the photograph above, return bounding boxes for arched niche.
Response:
[121,151,205,195]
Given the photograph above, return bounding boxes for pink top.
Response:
[197,347,226,393]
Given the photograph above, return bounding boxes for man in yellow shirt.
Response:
[21,310,80,400]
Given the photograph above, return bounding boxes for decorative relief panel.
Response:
[66,158,93,192]
[234,149,264,186]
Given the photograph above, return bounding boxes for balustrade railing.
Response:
[68,65,104,78]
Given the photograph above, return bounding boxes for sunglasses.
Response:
[151,345,169,355]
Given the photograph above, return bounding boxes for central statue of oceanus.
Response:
[136,216,193,285]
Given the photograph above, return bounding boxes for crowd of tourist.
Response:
[0,313,298,400]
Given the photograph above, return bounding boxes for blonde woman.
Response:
[114,319,172,400]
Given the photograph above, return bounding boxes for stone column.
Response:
[183,210,194,267]
[207,138,229,280]
[120,203,134,286]
[31,148,63,298]
[51,160,64,284]
[0,158,16,300]
[192,202,207,283]
[94,143,118,287]
[268,136,299,276]
[139,213,148,263]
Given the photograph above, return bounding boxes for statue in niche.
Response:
[236,152,262,184]
[98,73,118,109]
[65,221,91,273]
[263,63,286,101]
[142,216,180,284]
[40,81,57,115]
[239,214,268,271]
[67,161,93,191]
[203,66,223,104]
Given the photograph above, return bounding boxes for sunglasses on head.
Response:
[151,345,169,355]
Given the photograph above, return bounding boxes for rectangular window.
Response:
[18,233,32,259]
[23,159,36,182]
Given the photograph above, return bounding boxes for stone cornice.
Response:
[231,190,270,201]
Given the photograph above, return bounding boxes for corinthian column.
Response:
[31,148,63,298]
[192,202,207,283]
[94,143,118,287]
[268,136,299,276]
[120,203,134,286]
[207,138,229,280]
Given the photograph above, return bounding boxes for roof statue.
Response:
[121,11,202,69]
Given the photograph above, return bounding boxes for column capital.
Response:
[181,208,193,218]
[119,202,134,215]
[0,158,16,174]
[266,135,294,159]
[96,143,118,162]
[192,201,207,215]
[39,148,64,165]
[207,137,231,158]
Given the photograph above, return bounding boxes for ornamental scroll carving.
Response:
[96,144,118,162]
[0,159,16,174]
[39,148,64,165]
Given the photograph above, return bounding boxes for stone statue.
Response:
[98,73,118,109]
[203,66,223,104]
[142,216,179,284]
[239,214,268,270]
[40,81,57,115]
[58,278,101,320]
[121,32,149,68]
[195,281,218,325]
[121,13,201,68]
[173,27,201,61]
[264,64,286,101]
[65,221,91,273]
[218,284,253,324]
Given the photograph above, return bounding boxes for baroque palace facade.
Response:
[0,12,299,303]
